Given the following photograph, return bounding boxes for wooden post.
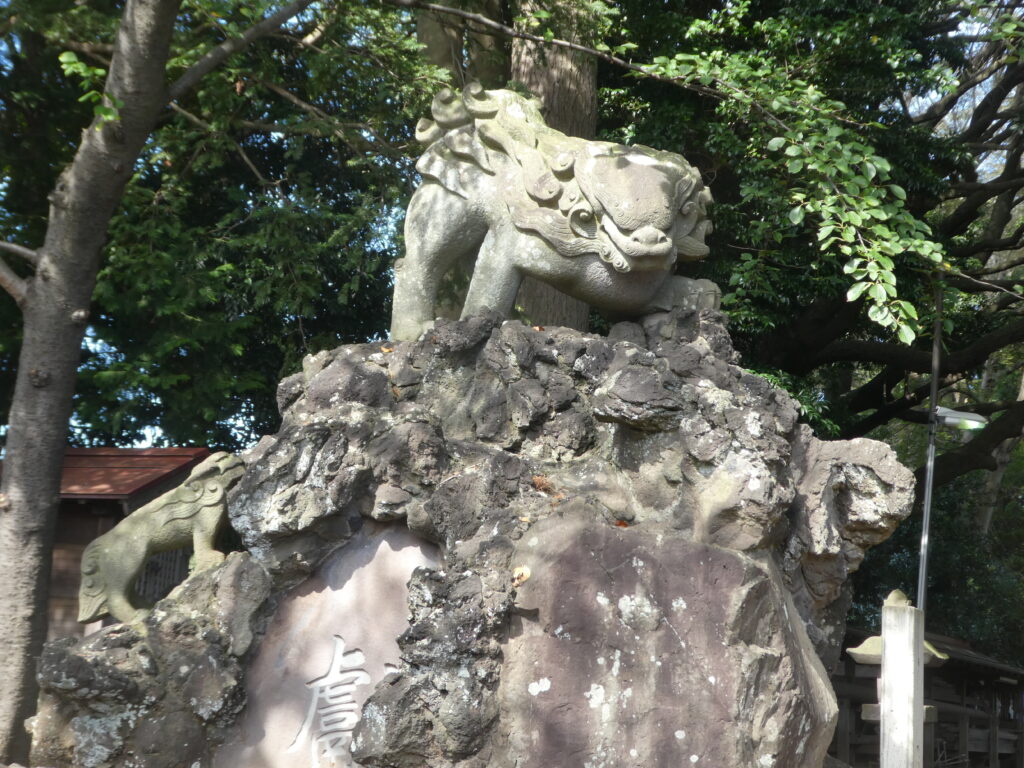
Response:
[960,678,970,762]
[990,688,999,767]
[881,590,925,768]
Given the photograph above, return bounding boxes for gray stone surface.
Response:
[390,85,717,341]
[31,553,271,768]
[496,510,836,768]
[213,525,439,768]
[32,308,914,767]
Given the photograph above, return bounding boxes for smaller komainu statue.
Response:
[390,84,717,341]
[78,451,245,624]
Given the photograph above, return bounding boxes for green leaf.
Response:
[847,282,869,301]
[788,206,805,225]
[767,137,786,151]
[897,300,919,320]
[889,184,907,200]
[897,324,916,344]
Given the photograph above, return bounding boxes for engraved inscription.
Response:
[211,527,440,768]
[289,635,372,767]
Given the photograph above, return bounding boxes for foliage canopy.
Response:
[1,0,445,449]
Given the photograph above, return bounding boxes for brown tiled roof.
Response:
[59,447,210,500]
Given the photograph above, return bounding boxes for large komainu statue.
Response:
[390,84,717,341]
[78,451,245,624]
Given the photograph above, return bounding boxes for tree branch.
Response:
[0,241,38,266]
[815,317,1024,374]
[843,372,966,437]
[382,0,729,100]
[168,0,318,101]
[168,102,276,188]
[947,272,1024,300]
[912,44,1007,127]
[255,80,402,155]
[51,40,114,67]
[958,62,1024,144]
[954,220,1024,262]
[386,0,868,134]
[951,175,1024,194]
[0,257,26,306]
[236,119,398,153]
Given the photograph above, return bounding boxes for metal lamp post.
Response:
[880,278,986,768]
[916,282,987,614]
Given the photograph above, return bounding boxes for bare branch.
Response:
[970,249,1024,274]
[236,119,400,153]
[0,241,38,266]
[955,221,1024,263]
[941,185,1022,238]
[912,44,1007,126]
[951,175,1024,193]
[51,41,114,67]
[168,0,318,102]
[238,118,368,132]
[255,80,403,155]
[0,257,27,306]
[844,371,967,437]
[947,273,1024,300]
[302,19,329,47]
[63,41,115,55]
[959,62,1024,144]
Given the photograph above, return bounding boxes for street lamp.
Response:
[915,281,987,615]
[870,279,988,768]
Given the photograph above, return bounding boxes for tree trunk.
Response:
[510,0,596,331]
[0,0,182,759]
[417,0,509,88]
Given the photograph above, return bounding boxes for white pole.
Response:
[880,591,924,768]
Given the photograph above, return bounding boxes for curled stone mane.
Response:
[414,84,711,274]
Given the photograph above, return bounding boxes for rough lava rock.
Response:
[32,308,913,767]
[30,554,271,768]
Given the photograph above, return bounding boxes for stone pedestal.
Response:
[32,310,915,768]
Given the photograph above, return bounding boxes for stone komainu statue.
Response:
[390,84,717,341]
[78,451,245,624]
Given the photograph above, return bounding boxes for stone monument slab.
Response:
[213,524,439,768]
[498,510,837,767]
